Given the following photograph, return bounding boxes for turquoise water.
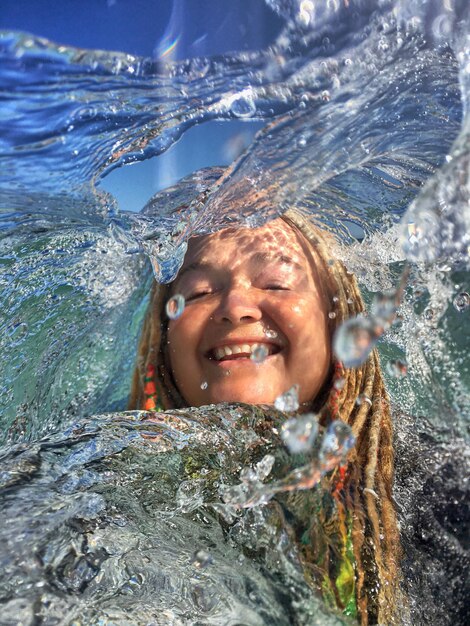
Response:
[0,0,469,623]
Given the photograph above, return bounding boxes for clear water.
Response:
[1,0,469,623]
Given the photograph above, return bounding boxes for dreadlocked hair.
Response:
[128,208,401,625]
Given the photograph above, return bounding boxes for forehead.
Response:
[183,219,309,269]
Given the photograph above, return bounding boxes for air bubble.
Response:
[250,344,269,363]
[453,292,470,313]
[274,384,299,412]
[231,95,256,118]
[200,381,208,390]
[424,307,435,321]
[165,294,185,320]
[281,413,318,454]
[190,550,213,569]
[333,316,379,368]
[328,312,337,319]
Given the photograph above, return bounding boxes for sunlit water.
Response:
[1,0,469,623]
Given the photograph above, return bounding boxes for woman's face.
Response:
[166,219,331,408]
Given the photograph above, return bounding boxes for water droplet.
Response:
[332,296,339,303]
[254,454,275,481]
[230,94,256,118]
[328,311,337,319]
[401,214,440,263]
[190,550,213,569]
[334,377,346,391]
[378,38,389,52]
[297,135,307,148]
[371,291,397,325]
[274,384,300,412]
[385,359,408,378]
[333,316,379,368]
[356,393,372,406]
[298,0,314,26]
[165,294,185,320]
[319,420,355,461]
[281,413,318,454]
[200,381,208,390]
[453,292,470,312]
[264,328,278,339]
[250,344,269,363]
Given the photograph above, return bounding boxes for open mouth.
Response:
[207,342,281,362]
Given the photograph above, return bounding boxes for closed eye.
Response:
[186,290,213,301]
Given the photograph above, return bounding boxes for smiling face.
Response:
[166,218,331,408]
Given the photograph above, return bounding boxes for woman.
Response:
[128,207,401,625]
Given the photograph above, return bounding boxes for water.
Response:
[0,406,353,625]
[1,0,469,623]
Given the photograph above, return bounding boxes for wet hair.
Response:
[128,208,401,625]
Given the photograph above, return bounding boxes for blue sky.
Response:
[1,0,283,211]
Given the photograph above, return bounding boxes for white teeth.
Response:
[212,343,274,361]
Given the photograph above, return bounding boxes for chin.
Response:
[207,384,277,406]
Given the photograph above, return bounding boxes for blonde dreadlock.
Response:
[128,208,401,625]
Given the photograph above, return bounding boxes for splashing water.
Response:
[334,265,410,369]
[1,0,470,622]
[220,418,355,511]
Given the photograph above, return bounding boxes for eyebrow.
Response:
[250,252,304,271]
[176,261,213,279]
[176,253,304,282]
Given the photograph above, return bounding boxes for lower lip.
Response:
[206,352,281,369]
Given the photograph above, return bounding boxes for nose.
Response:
[212,288,262,325]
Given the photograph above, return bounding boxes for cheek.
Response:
[167,319,191,373]
[167,310,205,370]
[286,298,330,355]
[284,296,325,330]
